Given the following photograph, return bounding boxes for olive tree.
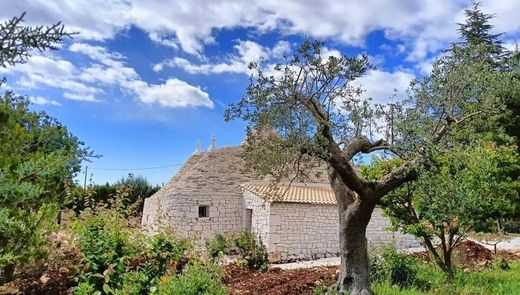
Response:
[225,11,512,295]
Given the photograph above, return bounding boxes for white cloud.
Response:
[134,78,214,108]
[504,40,519,52]
[154,40,270,75]
[272,41,292,58]
[4,55,102,101]
[3,43,214,108]
[69,43,125,66]
[30,96,61,106]
[68,43,214,108]
[63,92,98,102]
[322,47,342,59]
[355,69,414,103]
[7,0,520,60]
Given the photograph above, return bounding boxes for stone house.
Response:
[142,140,419,261]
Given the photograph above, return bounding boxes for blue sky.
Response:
[2,0,519,185]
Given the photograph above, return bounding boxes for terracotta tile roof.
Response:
[241,182,336,205]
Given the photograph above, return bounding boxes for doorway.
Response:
[244,209,253,232]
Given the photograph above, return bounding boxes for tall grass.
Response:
[372,261,520,295]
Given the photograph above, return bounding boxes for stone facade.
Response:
[143,194,243,243]
[243,190,271,246]
[142,145,420,260]
[268,202,339,260]
[366,208,421,250]
[244,192,420,261]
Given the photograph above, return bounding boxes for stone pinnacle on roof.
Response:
[193,140,202,155]
[207,135,217,151]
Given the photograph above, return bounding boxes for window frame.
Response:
[198,205,210,218]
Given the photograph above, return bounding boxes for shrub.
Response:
[157,261,227,295]
[112,271,151,295]
[369,245,420,289]
[206,233,230,261]
[504,219,520,233]
[73,282,96,295]
[141,231,191,278]
[74,214,135,292]
[233,231,268,271]
[72,196,191,295]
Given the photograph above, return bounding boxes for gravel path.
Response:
[472,237,520,251]
[272,238,520,270]
[273,257,341,270]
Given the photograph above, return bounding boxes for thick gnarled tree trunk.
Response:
[329,167,377,295]
[337,199,376,294]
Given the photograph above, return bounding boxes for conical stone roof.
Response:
[152,146,254,198]
[150,145,330,201]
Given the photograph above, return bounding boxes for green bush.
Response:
[504,219,520,233]
[72,198,191,295]
[233,231,268,271]
[74,214,135,292]
[157,261,227,295]
[140,231,191,278]
[206,233,230,261]
[369,245,421,289]
[73,282,97,295]
[112,271,151,295]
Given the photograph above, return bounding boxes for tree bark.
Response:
[337,198,376,295]
[329,168,376,295]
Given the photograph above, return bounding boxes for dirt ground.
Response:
[224,265,338,295]
[4,239,520,295]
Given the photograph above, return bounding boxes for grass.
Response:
[372,261,520,295]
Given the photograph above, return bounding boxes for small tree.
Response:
[363,143,519,281]
[225,6,515,294]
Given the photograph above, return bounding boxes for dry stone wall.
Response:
[367,207,421,250]
[268,202,339,260]
[142,194,243,243]
[142,191,421,260]
[267,202,420,261]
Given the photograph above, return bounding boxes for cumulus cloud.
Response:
[3,43,214,108]
[5,55,102,101]
[271,41,292,58]
[134,78,214,108]
[154,40,271,75]
[6,0,519,60]
[355,69,415,103]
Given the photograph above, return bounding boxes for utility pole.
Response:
[83,166,88,190]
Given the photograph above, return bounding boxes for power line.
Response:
[89,163,184,171]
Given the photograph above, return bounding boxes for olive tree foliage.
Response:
[225,8,512,294]
[0,13,85,283]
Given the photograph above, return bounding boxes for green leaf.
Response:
[102,283,112,294]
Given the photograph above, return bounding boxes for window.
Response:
[198,206,209,218]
